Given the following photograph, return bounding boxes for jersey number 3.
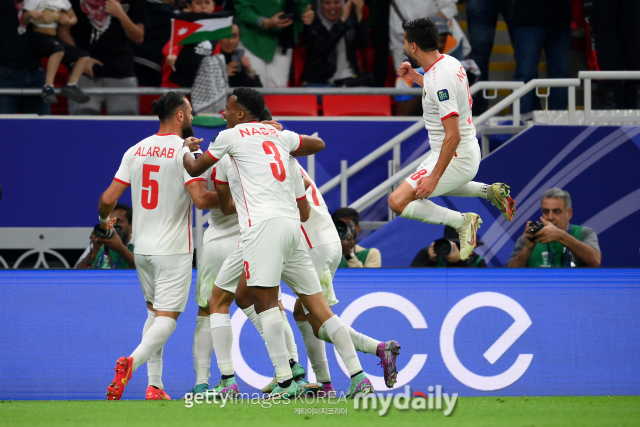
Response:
[142,164,160,210]
[262,141,286,182]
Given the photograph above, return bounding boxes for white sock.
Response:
[142,309,164,388]
[297,320,331,383]
[281,310,298,362]
[444,181,488,199]
[241,305,263,337]
[210,313,234,376]
[259,307,291,382]
[348,327,381,355]
[318,315,362,377]
[130,316,176,373]
[193,316,212,385]
[401,199,465,229]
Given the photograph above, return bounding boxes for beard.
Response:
[404,51,420,69]
[182,121,194,138]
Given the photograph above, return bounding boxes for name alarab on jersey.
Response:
[297,161,340,249]
[208,124,306,232]
[114,133,206,255]
[422,54,477,157]
[203,160,240,245]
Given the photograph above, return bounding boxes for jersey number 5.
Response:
[142,164,160,210]
[262,141,286,182]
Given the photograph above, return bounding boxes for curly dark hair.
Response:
[402,18,439,52]
[332,207,360,226]
[232,87,265,119]
[113,203,133,224]
[258,106,272,121]
[151,91,187,122]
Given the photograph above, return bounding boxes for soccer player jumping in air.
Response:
[388,18,516,260]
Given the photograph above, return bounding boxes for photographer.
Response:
[410,226,487,267]
[506,188,601,268]
[332,207,381,268]
[76,203,135,269]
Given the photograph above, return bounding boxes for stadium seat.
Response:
[292,47,307,87]
[140,94,162,116]
[264,95,318,116]
[322,95,391,116]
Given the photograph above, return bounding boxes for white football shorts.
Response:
[195,233,240,307]
[135,253,193,312]
[405,144,481,197]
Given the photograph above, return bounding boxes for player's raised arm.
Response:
[291,135,325,157]
[182,137,217,177]
[98,180,130,228]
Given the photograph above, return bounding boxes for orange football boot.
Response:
[106,356,134,400]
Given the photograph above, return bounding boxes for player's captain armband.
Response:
[437,89,450,102]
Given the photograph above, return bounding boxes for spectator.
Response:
[22,0,91,104]
[59,0,147,115]
[511,0,572,114]
[219,22,262,87]
[234,0,315,87]
[411,226,487,267]
[76,203,135,268]
[134,0,177,87]
[506,188,601,268]
[389,0,459,70]
[332,207,381,268]
[583,0,640,109]
[465,0,514,116]
[0,0,49,115]
[163,0,217,88]
[301,0,370,87]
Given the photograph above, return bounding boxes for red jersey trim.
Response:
[214,179,229,185]
[296,195,306,201]
[155,133,179,136]
[297,134,302,151]
[301,225,312,249]
[231,157,251,227]
[187,202,192,253]
[113,177,130,186]
[185,177,206,186]
[425,54,445,74]
[441,112,459,121]
[206,150,219,161]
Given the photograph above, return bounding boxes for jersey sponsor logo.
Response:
[133,147,175,158]
[437,89,450,102]
[239,127,279,138]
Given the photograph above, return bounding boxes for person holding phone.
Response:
[234,0,315,87]
[219,23,262,87]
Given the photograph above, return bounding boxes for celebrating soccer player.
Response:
[388,18,517,260]
[99,92,218,400]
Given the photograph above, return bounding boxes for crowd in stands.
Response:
[1,0,638,116]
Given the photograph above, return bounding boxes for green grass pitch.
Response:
[1,396,639,427]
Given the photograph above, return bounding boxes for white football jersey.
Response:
[202,160,240,245]
[422,54,477,157]
[114,133,205,255]
[297,161,340,249]
[207,124,305,230]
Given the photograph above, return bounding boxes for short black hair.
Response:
[332,207,360,226]
[113,203,133,224]
[402,18,439,52]
[232,87,265,119]
[258,106,272,121]
[151,91,188,122]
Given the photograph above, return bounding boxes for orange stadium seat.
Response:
[264,95,319,116]
[292,47,307,87]
[322,95,391,116]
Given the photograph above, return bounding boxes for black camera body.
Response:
[528,221,545,234]
[93,223,124,240]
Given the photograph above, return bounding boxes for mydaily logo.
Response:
[230,291,532,392]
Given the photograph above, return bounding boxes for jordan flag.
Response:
[171,12,233,46]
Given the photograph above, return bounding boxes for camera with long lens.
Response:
[93,223,124,240]
[433,238,456,258]
[333,219,354,242]
[528,221,545,234]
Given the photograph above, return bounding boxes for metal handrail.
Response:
[579,70,640,125]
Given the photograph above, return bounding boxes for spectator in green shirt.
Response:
[234,0,315,87]
[76,203,135,269]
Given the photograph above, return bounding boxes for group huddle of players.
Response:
[98,18,516,402]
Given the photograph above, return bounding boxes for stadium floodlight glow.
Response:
[440,292,533,391]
